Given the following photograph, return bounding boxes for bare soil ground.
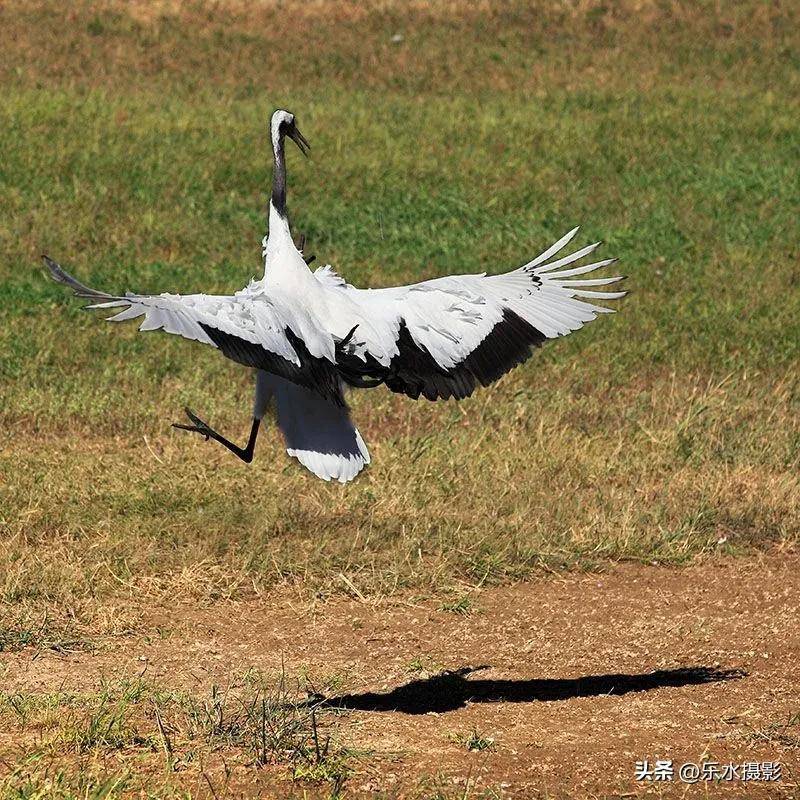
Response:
[3,554,798,798]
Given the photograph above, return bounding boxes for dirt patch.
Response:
[2,554,799,797]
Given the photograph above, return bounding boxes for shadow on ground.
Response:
[314,666,746,715]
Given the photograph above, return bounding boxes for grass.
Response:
[743,712,800,749]
[0,611,94,654]
[438,595,478,617]
[0,0,797,614]
[0,673,356,798]
[0,767,132,800]
[416,774,502,800]
[0,3,799,792]
[450,728,495,753]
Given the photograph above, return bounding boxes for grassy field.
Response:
[1,0,799,796]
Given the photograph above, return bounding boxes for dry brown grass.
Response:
[2,368,798,635]
[2,0,798,96]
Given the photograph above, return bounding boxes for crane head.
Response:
[271,109,310,157]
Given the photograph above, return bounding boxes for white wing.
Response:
[45,257,344,406]
[327,228,625,401]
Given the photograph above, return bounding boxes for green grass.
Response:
[0,673,356,799]
[0,616,93,654]
[0,0,799,620]
[1,767,132,800]
[438,595,478,617]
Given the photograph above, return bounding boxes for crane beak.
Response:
[288,127,310,157]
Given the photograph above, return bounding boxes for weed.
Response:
[439,595,478,616]
[449,728,495,753]
[744,712,800,748]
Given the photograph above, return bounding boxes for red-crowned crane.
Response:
[45,109,625,483]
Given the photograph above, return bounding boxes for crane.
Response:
[45,109,625,483]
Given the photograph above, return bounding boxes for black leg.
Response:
[173,408,260,463]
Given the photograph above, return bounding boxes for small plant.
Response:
[417,772,503,799]
[439,594,478,616]
[59,682,154,754]
[744,711,800,748]
[450,727,495,752]
[0,613,93,654]
[180,672,356,792]
[292,749,351,794]
[0,764,131,800]
[0,625,35,652]
[406,655,444,674]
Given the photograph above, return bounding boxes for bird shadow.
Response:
[311,665,745,715]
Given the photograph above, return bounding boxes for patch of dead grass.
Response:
[1,0,797,96]
[1,369,797,615]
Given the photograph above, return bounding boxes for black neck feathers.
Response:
[271,130,287,217]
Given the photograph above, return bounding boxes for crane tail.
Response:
[268,376,370,483]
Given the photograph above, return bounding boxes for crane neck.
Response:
[271,124,288,218]
[263,116,302,279]
[266,200,293,253]
[262,200,313,285]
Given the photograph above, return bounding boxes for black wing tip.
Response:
[42,254,60,272]
[41,256,116,302]
[42,254,69,285]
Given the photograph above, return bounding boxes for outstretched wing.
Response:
[331,228,625,401]
[44,257,345,406]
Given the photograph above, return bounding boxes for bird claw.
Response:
[172,407,213,441]
[171,407,259,463]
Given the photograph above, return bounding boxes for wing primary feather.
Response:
[569,289,627,300]
[553,276,625,288]
[541,258,618,279]
[43,256,115,301]
[521,227,580,270]
[532,241,601,274]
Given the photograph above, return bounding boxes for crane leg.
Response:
[172,408,260,464]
